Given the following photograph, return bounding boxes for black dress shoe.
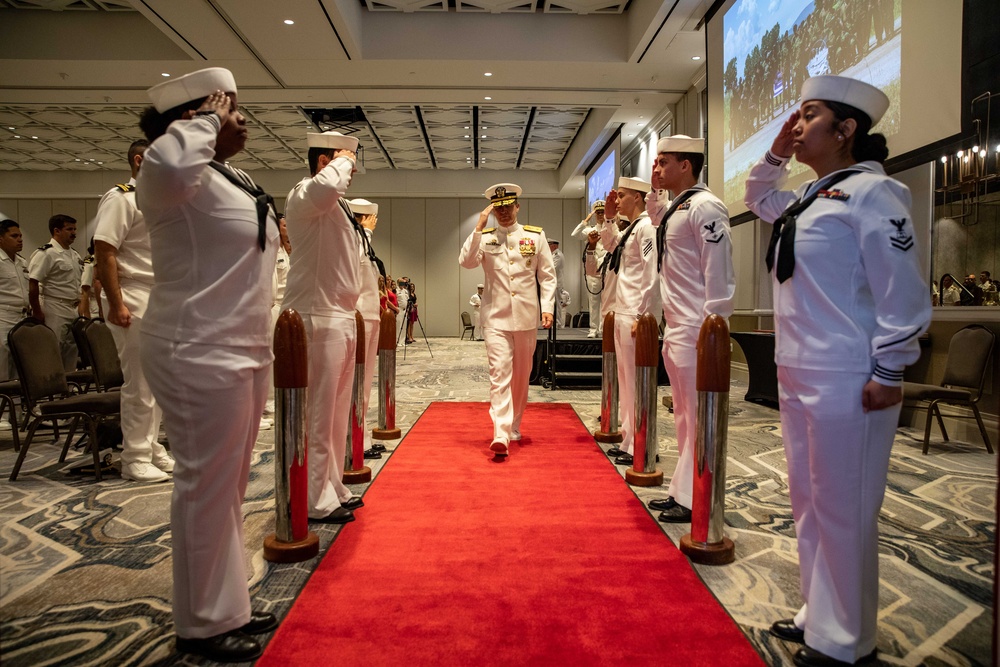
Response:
[341,496,364,511]
[658,504,692,523]
[607,447,625,457]
[769,618,804,644]
[793,646,877,666]
[614,454,633,465]
[370,443,387,452]
[176,630,262,662]
[240,610,278,635]
[312,507,355,524]
[648,496,677,511]
[363,448,382,459]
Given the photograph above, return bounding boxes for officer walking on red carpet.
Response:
[645,135,735,523]
[459,183,556,456]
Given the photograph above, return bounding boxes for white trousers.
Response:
[105,286,166,466]
[614,316,636,455]
[586,275,602,335]
[0,308,23,381]
[483,327,536,443]
[778,366,898,663]
[472,310,482,340]
[661,328,698,509]
[141,335,270,639]
[41,297,78,372]
[302,313,357,517]
[361,317,379,450]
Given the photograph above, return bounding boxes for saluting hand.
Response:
[476,204,493,232]
[771,110,799,159]
[185,90,232,125]
[604,190,619,220]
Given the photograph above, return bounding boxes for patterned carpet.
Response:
[0,337,994,666]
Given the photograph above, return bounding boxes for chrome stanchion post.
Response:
[680,314,735,565]
[626,312,663,487]
[264,308,319,563]
[344,311,372,484]
[594,311,623,444]
[372,309,401,441]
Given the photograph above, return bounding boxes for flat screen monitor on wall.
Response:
[706,0,962,217]
[586,135,621,210]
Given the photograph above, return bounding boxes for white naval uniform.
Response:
[80,256,100,318]
[646,188,735,509]
[600,212,657,456]
[745,151,931,663]
[0,250,29,380]
[281,155,359,517]
[459,222,557,445]
[357,227,381,452]
[551,247,566,327]
[28,238,83,371]
[469,292,482,339]
[264,244,291,416]
[571,219,606,336]
[137,113,279,640]
[93,178,169,469]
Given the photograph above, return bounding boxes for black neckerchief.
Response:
[654,186,705,272]
[765,168,861,283]
[339,199,386,279]
[208,162,278,251]
[608,216,643,275]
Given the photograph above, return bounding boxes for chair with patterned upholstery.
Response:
[902,324,995,455]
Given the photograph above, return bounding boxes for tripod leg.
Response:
[414,315,433,358]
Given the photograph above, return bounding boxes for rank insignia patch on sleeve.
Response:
[888,218,913,251]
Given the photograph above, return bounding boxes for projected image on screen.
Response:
[588,149,616,209]
[722,0,902,208]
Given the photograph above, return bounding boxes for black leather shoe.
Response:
[176,630,262,662]
[769,618,804,644]
[793,646,877,666]
[614,454,633,465]
[363,448,382,459]
[658,504,692,523]
[312,507,355,524]
[648,496,677,511]
[240,610,278,635]
[370,443,387,452]
[341,496,364,511]
[607,447,625,457]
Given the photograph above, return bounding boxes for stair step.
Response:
[553,371,602,379]
[555,354,601,361]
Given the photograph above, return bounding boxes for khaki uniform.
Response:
[28,239,83,371]
[0,251,29,380]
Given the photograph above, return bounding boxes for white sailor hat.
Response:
[618,176,651,194]
[349,198,378,215]
[147,67,237,113]
[549,238,560,245]
[657,134,704,154]
[592,200,605,211]
[477,283,484,289]
[307,131,359,152]
[485,183,521,207]
[800,75,889,125]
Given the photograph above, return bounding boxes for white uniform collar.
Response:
[496,222,520,234]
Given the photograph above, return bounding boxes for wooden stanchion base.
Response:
[372,427,401,440]
[679,534,735,565]
[594,430,623,444]
[343,466,372,484]
[625,468,663,486]
[263,532,320,563]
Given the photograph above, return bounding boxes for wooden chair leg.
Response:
[970,404,994,454]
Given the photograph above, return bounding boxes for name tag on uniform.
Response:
[485,238,500,246]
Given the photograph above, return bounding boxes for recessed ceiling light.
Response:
[482,126,487,130]
[484,96,491,101]
[638,116,644,119]
[13,135,20,139]
[161,73,170,77]
[284,19,294,25]
[484,72,492,77]
[7,127,14,130]
[692,56,702,60]
[97,161,103,165]
[464,135,470,138]
[31,136,38,139]
[464,126,470,129]
[628,134,635,137]
[89,158,95,161]
[481,135,486,139]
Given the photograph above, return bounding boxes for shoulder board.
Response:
[84,256,95,265]
[115,183,135,193]
[523,225,543,233]
[38,243,52,251]
[482,227,496,234]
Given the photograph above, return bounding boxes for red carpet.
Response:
[259,402,765,666]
